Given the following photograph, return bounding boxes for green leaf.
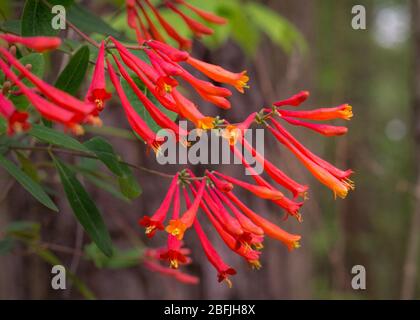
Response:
[245,3,307,54]
[55,45,90,95]
[67,4,122,38]
[52,155,113,256]
[0,20,22,35]
[83,136,142,199]
[82,172,129,202]
[85,243,142,269]
[15,151,40,182]
[118,163,142,200]
[84,137,124,176]
[0,118,7,136]
[29,124,90,153]
[21,0,58,36]
[228,8,260,56]
[6,221,41,240]
[0,155,58,212]
[121,77,177,133]
[0,239,15,255]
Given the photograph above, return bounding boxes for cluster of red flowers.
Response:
[0,1,354,286]
[139,91,353,286]
[0,35,101,135]
[126,0,227,50]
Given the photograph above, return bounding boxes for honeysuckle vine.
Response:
[0,0,354,287]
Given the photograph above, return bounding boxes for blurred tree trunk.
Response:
[401,0,420,300]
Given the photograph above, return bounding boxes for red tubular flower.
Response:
[171,89,215,129]
[241,138,308,198]
[226,192,301,251]
[0,93,31,135]
[107,59,163,153]
[270,118,353,180]
[174,0,227,25]
[159,185,190,268]
[146,48,183,77]
[112,55,188,139]
[215,189,264,236]
[111,38,159,83]
[213,171,285,201]
[144,0,192,49]
[143,260,199,285]
[139,174,179,237]
[222,112,257,145]
[180,69,232,98]
[195,89,231,109]
[165,180,206,240]
[111,38,179,97]
[166,2,214,37]
[282,116,348,136]
[0,59,83,134]
[136,0,166,43]
[193,219,236,287]
[230,145,303,219]
[206,171,233,193]
[268,121,354,198]
[85,41,112,112]
[278,104,353,120]
[110,40,178,113]
[0,47,96,118]
[147,40,190,62]
[273,90,309,107]
[127,0,147,42]
[188,183,261,267]
[186,56,249,93]
[0,34,61,52]
[207,187,244,237]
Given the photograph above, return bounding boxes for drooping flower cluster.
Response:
[138,90,354,286]
[0,1,354,287]
[126,0,227,49]
[0,35,101,135]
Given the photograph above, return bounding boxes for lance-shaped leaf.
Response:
[52,155,113,257]
[67,4,122,38]
[29,124,90,153]
[0,155,58,212]
[21,0,58,36]
[55,45,90,95]
[84,137,142,200]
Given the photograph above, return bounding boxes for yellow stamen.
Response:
[71,124,85,136]
[95,99,104,111]
[224,278,233,288]
[165,220,187,240]
[252,242,264,251]
[170,259,179,269]
[197,117,215,130]
[249,260,262,270]
[145,225,156,236]
[341,105,353,120]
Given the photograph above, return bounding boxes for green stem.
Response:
[10,145,178,179]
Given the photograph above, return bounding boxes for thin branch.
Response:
[9,145,179,179]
